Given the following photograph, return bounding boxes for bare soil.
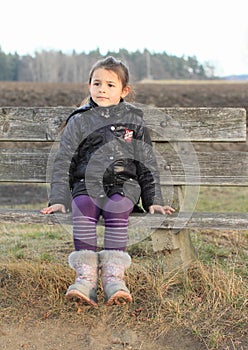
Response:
[1,320,208,350]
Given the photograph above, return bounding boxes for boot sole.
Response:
[65,289,98,308]
[105,290,132,306]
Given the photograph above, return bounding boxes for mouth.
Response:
[97,96,108,100]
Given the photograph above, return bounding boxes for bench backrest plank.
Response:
[1,148,247,185]
[0,107,246,141]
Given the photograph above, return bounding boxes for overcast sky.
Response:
[1,0,247,77]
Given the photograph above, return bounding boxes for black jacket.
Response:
[49,99,164,212]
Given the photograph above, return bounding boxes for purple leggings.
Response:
[72,194,134,251]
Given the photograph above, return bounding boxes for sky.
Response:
[0,0,248,77]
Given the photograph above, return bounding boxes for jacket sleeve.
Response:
[134,118,164,212]
[48,116,83,210]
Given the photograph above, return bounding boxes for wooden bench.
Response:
[0,106,247,270]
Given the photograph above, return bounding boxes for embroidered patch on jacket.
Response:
[124,128,133,142]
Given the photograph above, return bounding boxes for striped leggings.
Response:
[72,194,134,251]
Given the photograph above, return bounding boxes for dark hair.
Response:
[89,56,130,88]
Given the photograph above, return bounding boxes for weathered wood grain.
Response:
[1,148,247,185]
[0,209,247,230]
[0,106,246,141]
[144,106,247,141]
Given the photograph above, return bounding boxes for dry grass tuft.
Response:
[0,261,72,321]
[1,256,247,349]
[180,261,247,348]
[128,258,247,347]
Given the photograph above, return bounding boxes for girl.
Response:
[41,56,174,307]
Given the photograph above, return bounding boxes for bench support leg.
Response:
[151,229,197,270]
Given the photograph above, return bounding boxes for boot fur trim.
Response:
[98,250,131,268]
[68,250,98,269]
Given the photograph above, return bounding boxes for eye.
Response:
[108,83,115,88]
[93,82,100,86]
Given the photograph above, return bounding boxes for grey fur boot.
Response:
[65,250,98,307]
[99,250,132,305]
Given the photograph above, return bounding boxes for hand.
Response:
[40,204,66,214]
[149,205,175,215]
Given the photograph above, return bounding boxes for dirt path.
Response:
[1,319,208,350]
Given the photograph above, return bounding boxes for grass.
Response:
[0,186,247,349]
[195,186,248,213]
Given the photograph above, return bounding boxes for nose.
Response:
[98,84,106,93]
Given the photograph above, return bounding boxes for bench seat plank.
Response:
[0,209,247,230]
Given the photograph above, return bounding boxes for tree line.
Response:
[0,47,215,82]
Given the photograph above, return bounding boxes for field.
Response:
[0,81,247,350]
[1,80,248,113]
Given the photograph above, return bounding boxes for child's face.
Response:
[88,68,130,107]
